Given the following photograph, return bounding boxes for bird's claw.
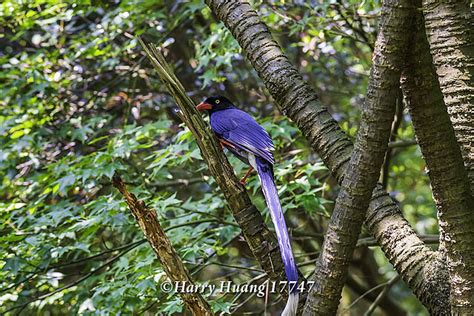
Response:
[239,167,254,186]
[219,138,235,149]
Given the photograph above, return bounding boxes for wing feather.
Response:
[210,108,275,164]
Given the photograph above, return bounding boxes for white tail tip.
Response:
[282,292,299,316]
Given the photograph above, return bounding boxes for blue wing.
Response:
[210,108,275,164]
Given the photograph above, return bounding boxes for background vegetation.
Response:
[1,0,437,314]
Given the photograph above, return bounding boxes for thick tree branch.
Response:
[401,13,474,313]
[137,40,307,308]
[112,176,213,315]
[303,1,415,313]
[422,0,474,189]
[205,0,449,313]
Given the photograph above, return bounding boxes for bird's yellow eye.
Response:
[215,99,220,104]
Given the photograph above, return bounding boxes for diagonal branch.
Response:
[137,39,307,307]
[112,176,213,315]
[401,12,474,314]
[204,0,449,313]
[364,275,401,316]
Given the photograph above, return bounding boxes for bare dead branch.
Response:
[112,176,213,315]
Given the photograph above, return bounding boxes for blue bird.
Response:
[196,95,299,315]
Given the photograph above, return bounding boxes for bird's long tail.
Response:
[254,157,299,316]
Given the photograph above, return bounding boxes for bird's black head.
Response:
[196,95,234,113]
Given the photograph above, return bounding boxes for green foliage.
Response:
[194,22,241,87]
[0,0,434,315]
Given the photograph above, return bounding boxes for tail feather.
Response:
[282,293,299,316]
[253,156,298,315]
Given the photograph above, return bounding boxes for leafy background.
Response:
[1,0,436,315]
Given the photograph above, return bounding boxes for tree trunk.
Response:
[402,13,474,314]
[422,0,474,190]
[303,0,415,313]
[204,0,450,313]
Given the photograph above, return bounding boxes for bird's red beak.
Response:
[196,102,212,111]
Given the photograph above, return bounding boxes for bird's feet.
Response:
[219,138,235,149]
[239,167,254,185]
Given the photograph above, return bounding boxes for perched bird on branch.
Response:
[196,95,298,316]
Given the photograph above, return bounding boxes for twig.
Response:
[190,234,240,275]
[0,273,37,294]
[364,275,401,316]
[166,218,239,230]
[229,274,267,307]
[382,89,404,188]
[47,239,146,269]
[333,1,374,50]
[231,292,257,313]
[387,139,418,148]
[126,177,204,188]
[339,277,394,315]
[356,234,439,247]
[190,261,263,273]
[3,243,138,313]
[1,217,233,296]
[345,274,403,315]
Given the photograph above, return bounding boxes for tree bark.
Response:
[138,41,307,307]
[422,0,474,190]
[205,0,450,313]
[303,0,415,313]
[401,13,474,314]
[112,176,213,315]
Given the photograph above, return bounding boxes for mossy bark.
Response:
[205,0,450,314]
[402,12,474,314]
